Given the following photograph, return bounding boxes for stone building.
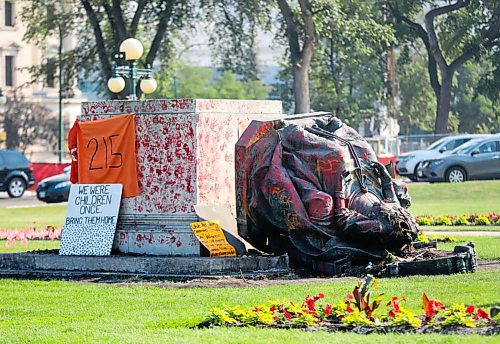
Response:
[0,0,83,162]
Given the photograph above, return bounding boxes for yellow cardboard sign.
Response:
[190,220,236,257]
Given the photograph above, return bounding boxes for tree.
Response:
[207,1,268,81]
[274,0,395,127]
[276,0,318,113]
[0,92,57,152]
[210,1,399,117]
[452,61,499,133]
[396,45,436,134]
[390,0,500,133]
[208,0,321,113]
[21,0,196,98]
[153,65,268,99]
[310,0,395,125]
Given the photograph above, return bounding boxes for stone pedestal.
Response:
[80,99,282,255]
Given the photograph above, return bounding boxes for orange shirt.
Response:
[70,114,140,198]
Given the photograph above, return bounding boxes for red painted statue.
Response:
[235,113,418,270]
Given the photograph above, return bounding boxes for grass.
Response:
[0,240,59,253]
[0,270,498,343]
[0,205,66,229]
[422,225,500,232]
[408,180,500,216]
[438,236,500,261]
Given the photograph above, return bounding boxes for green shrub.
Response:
[417,217,432,226]
[474,215,490,226]
[434,216,452,226]
[454,216,469,226]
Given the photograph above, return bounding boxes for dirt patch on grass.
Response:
[76,260,499,288]
[80,273,357,288]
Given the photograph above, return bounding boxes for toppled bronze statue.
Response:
[235,113,420,272]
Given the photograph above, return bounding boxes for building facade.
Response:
[0,0,83,162]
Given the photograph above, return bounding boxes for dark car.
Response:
[417,136,500,183]
[36,166,71,203]
[0,150,35,198]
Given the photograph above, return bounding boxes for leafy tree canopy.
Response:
[152,65,268,100]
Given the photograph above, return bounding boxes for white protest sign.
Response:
[59,184,122,255]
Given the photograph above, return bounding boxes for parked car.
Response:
[0,150,35,198]
[417,136,500,183]
[395,134,488,181]
[36,166,71,203]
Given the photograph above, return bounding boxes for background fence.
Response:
[367,134,453,157]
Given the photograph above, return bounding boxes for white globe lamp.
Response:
[120,38,144,61]
[107,76,126,93]
[140,78,157,94]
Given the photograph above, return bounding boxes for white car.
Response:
[395,134,488,181]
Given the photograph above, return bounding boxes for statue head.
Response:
[348,190,419,248]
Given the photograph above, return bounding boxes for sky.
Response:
[182,22,285,68]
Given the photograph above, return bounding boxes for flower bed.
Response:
[416,213,498,226]
[198,276,499,335]
[0,226,62,248]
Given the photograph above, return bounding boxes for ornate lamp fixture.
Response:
[107,38,157,100]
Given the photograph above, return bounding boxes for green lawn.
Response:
[0,270,498,343]
[422,225,500,232]
[0,240,60,253]
[408,180,500,216]
[0,205,66,229]
[438,236,500,261]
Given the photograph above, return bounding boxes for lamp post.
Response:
[58,21,63,163]
[107,38,157,100]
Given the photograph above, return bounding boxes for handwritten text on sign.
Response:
[60,184,122,256]
[190,221,236,257]
[76,114,140,198]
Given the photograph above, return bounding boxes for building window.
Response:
[5,1,14,27]
[46,58,56,88]
[5,55,14,86]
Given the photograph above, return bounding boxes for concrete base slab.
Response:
[0,252,289,280]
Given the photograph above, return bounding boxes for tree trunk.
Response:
[434,74,453,134]
[293,64,310,113]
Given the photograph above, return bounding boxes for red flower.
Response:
[346,306,354,313]
[465,305,475,314]
[394,303,400,313]
[305,296,316,311]
[387,297,401,316]
[346,294,354,300]
[324,304,332,316]
[284,311,292,319]
[314,293,325,301]
[253,307,261,312]
[270,305,277,312]
[422,293,445,321]
[474,308,489,320]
